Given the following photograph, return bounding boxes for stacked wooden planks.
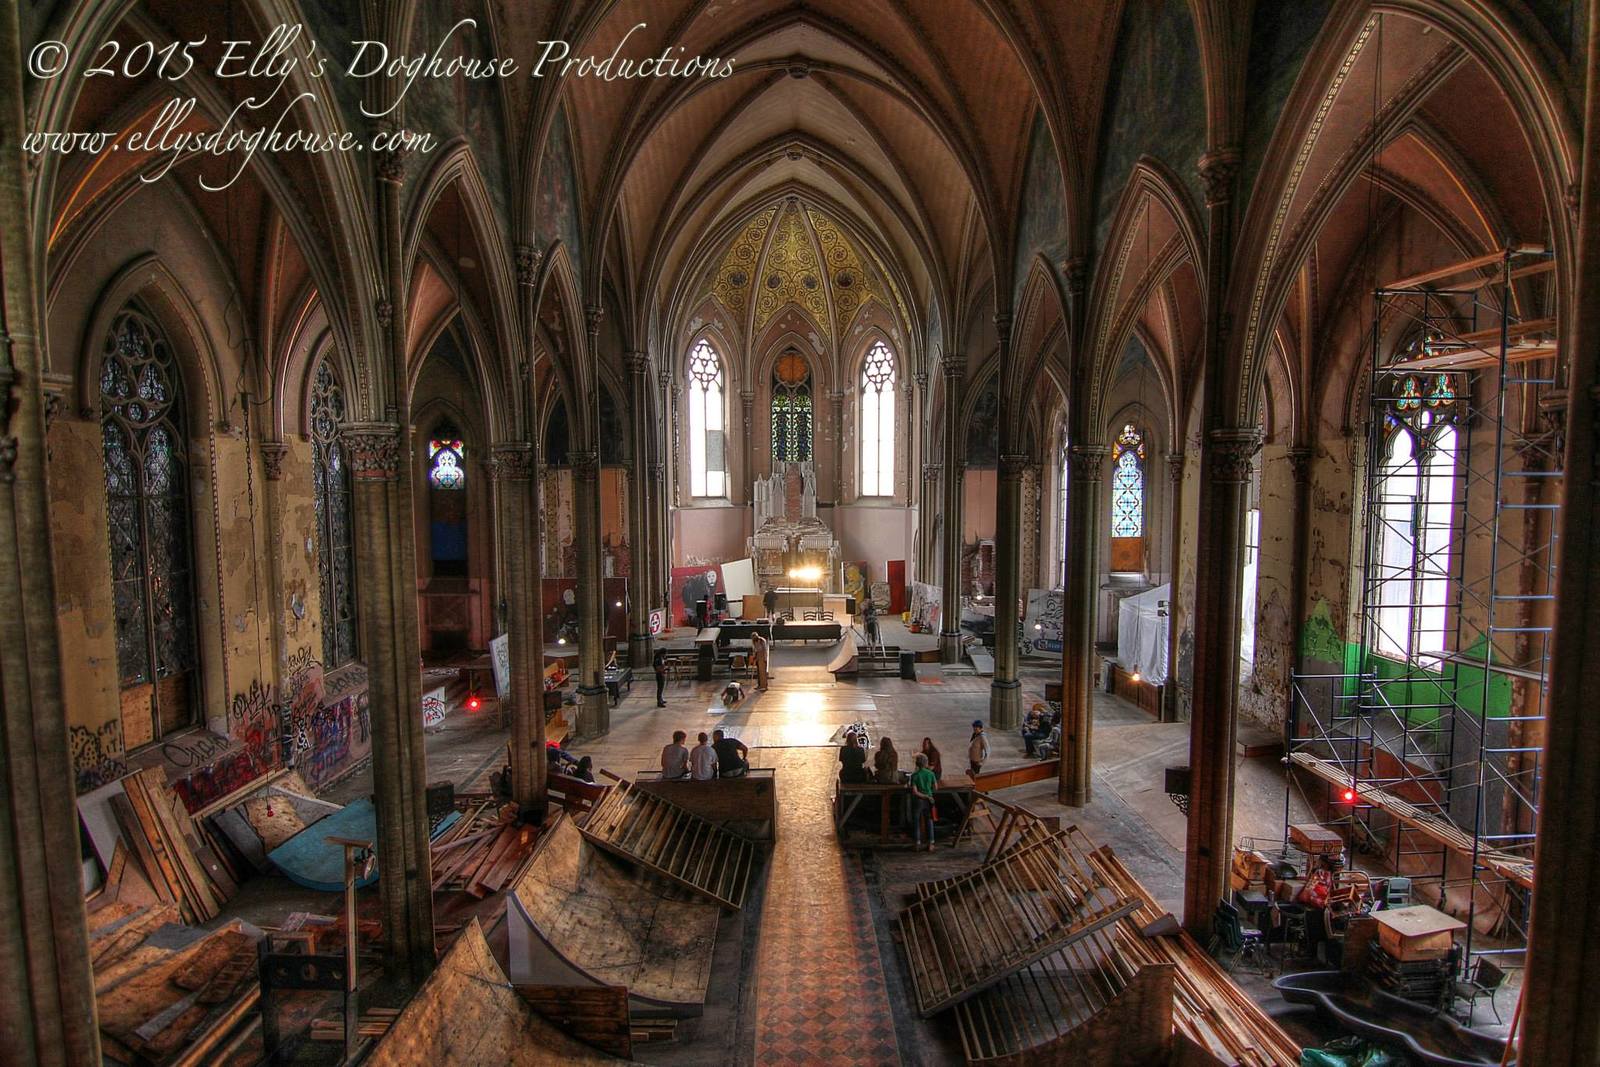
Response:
[430,799,540,897]
[895,829,1141,1016]
[110,767,236,923]
[1089,845,1301,1066]
[1289,752,1534,888]
[578,779,760,910]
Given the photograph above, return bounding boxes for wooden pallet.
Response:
[1289,752,1534,888]
[579,779,760,910]
[895,830,1140,1016]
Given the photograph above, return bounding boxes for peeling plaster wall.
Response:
[1240,442,1296,728]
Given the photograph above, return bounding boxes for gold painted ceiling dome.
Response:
[705,198,906,345]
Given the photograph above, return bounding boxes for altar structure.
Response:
[748,462,840,593]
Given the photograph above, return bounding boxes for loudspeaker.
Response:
[845,596,857,615]
[713,593,728,611]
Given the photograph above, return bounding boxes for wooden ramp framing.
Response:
[895,829,1140,1017]
[1289,752,1534,889]
[580,778,761,909]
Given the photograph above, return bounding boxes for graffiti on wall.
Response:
[70,720,128,792]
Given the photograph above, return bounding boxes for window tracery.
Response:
[1110,424,1145,539]
[311,360,357,666]
[686,339,727,498]
[859,341,896,496]
[771,352,813,463]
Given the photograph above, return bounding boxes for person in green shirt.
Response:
[908,753,938,851]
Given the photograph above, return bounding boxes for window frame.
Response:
[310,359,359,667]
[685,338,728,499]
[858,339,897,498]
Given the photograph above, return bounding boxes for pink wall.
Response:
[672,504,751,565]
[963,469,998,542]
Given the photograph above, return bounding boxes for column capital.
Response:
[1198,146,1242,208]
[913,369,929,391]
[1067,443,1110,481]
[623,349,650,375]
[514,243,543,287]
[923,462,943,480]
[941,354,966,382]
[658,369,674,390]
[344,422,404,480]
[490,442,537,481]
[993,311,1012,342]
[375,297,394,331]
[649,461,665,481]
[1165,451,1185,486]
[1285,445,1314,485]
[374,144,407,185]
[1206,427,1262,483]
[1062,256,1089,297]
[584,304,604,334]
[569,448,600,482]
[261,441,289,481]
[998,451,1031,479]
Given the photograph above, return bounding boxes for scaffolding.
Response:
[1288,245,1560,970]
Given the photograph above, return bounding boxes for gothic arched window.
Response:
[686,339,727,497]
[1110,424,1145,538]
[427,421,468,577]
[859,341,896,496]
[101,306,199,743]
[311,360,357,666]
[1373,372,1460,661]
[771,352,813,463]
[428,434,466,490]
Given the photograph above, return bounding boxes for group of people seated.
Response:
[660,728,750,780]
[1022,704,1062,759]
[837,731,944,785]
[545,741,596,782]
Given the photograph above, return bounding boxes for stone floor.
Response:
[210,617,1520,1062]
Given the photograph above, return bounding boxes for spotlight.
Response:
[466,694,481,712]
[615,600,623,608]
[1034,622,1043,631]
[1130,664,1142,683]
[557,637,567,645]
[1342,788,1357,804]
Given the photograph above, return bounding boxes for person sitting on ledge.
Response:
[874,736,900,784]
[839,731,871,784]
[1022,705,1054,757]
[713,729,749,778]
[573,755,596,783]
[689,731,719,781]
[661,730,690,780]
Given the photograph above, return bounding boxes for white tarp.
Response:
[1116,583,1170,686]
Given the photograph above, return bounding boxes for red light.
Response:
[466,695,481,711]
[1342,789,1356,803]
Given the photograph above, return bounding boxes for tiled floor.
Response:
[752,748,902,1066]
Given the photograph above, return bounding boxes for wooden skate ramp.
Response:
[509,815,719,1011]
[896,829,1140,1016]
[365,918,630,1066]
[580,778,761,909]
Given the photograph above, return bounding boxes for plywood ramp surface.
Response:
[365,919,633,1066]
[580,778,761,909]
[512,816,719,1007]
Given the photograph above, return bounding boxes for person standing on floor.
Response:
[661,730,690,780]
[653,648,667,707]
[909,753,938,851]
[968,720,989,777]
[763,586,779,618]
[919,737,943,780]
[862,596,880,646]
[689,731,719,780]
[752,629,771,691]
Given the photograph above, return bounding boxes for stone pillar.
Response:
[1162,452,1185,723]
[1521,4,1600,1059]
[1182,427,1259,935]
[739,389,755,506]
[990,450,1027,729]
[827,389,846,502]
[922,461,942,585]
[571,447,609,737]
[1059,445,1109,804]
[939,355,967,662]
[0,5,99,1055]
[491,444,545,809]
[1285,446,1313,706]
[345,423,435,984]
[625,352,655,667]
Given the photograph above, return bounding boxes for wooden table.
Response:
[833,779,974,848]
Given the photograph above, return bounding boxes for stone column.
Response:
[739,389,755,507]
[345,422,435,984]
[625,353,655,667]
[1285,446,1313,705]
[491,443,545,809]
[828,389,846,502]
[990,451,1027,729]
[1058,445,1108,804]
[939,356,967,662]
[1162,452,1185,723]
[571,447,609,737]
[1521,4,1600,1059]
[922,461,942,585]
[0,5,99,1055]
[1182,427,1259,935]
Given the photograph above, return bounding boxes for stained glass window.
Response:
[311,360,358,666]
[101,305,198,741]
[859,341,896,496]
[771,352,813,463]
[686,339,726,497]
[1110,424,1145,538]
[429,436,466,489]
